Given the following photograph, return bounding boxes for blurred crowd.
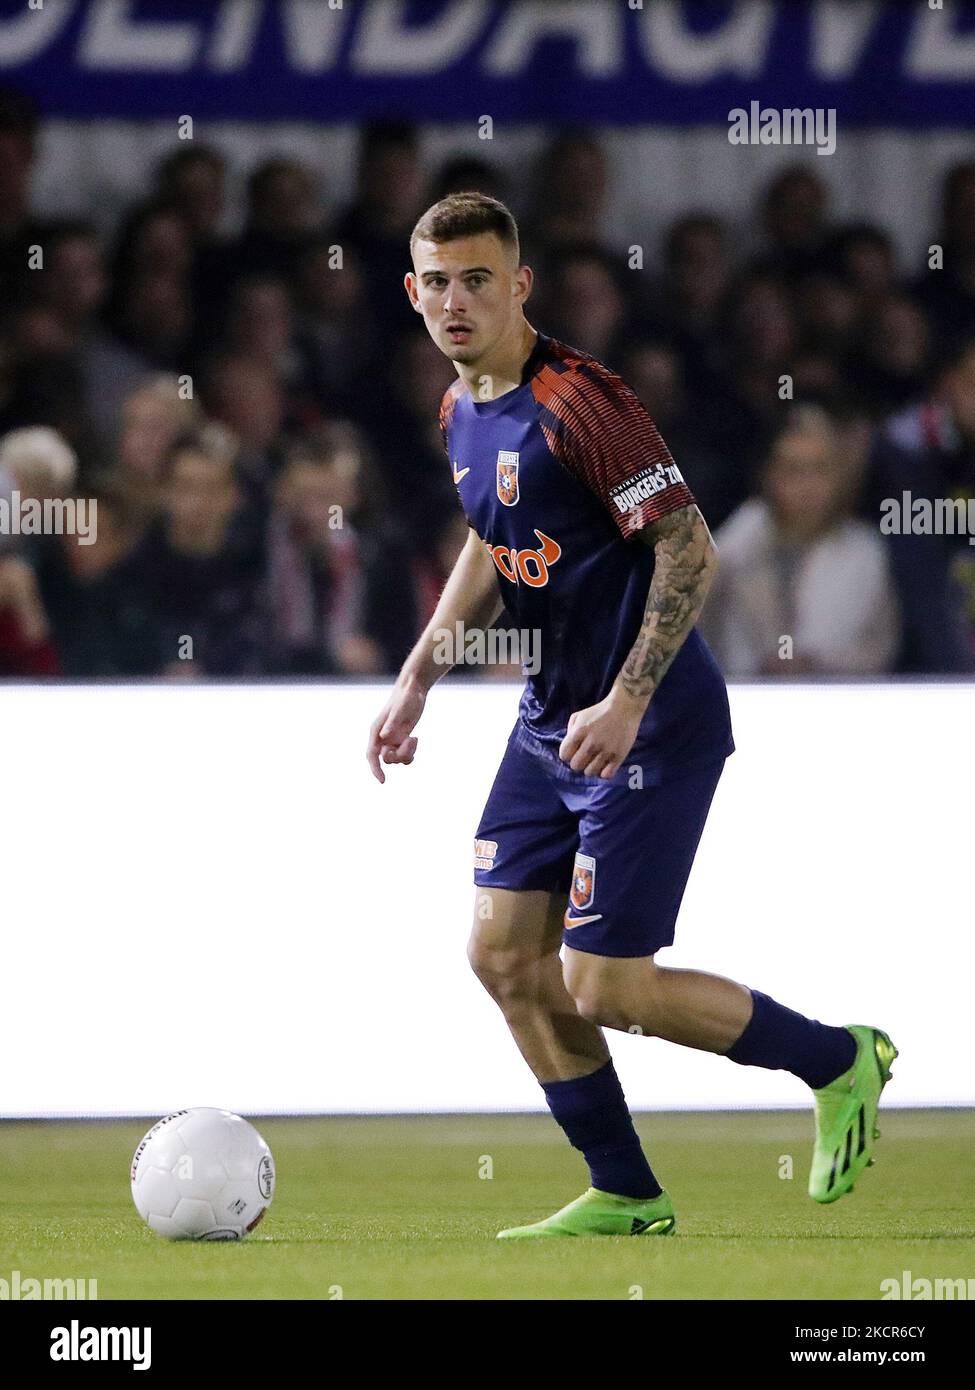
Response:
[1,86,973,680]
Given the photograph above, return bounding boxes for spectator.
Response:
[31,220,148,447]
[112,266,193,374]
[201,354,286,490]
[115,376,200,492]
[154,144,227,246]
[540,245,630,368]
[154,145,230,332]
[712,271,798,483]
[265,423,416,675]
[430,155,506,204]
[864,336,975,672]
[105,200,194,369]
[0,424,78,557]
[912,160,975,351]
[219,275,318,426]
[701,407,899,676]
[0,427,81,670]
[751,165,831,284]
[0,86,55,317]
[199,156,321,336]
[830,223,898,314]
[0,307,93,459]
[0,553,58,675]
[110,199,193,288]
[794,271,859,359]
[329,120,424,334]
[646,214,732,389]
[788,347,849,416]
[849,294,931,418]
[359,329,459,555]
[132,425,265,676]
[293,238,376,417]
[521,130,610,267]
[621,341,738,529]
[35,476,162,676]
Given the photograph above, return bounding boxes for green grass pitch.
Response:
[1,1110,972,1300]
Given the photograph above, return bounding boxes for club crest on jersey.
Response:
[570,853,596,910]
[496,451,520,506]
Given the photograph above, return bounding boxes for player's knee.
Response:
[466,934,493,987]
[568,983,630,1030]
[467,935,543,1009]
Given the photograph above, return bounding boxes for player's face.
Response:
[405,233,530,365]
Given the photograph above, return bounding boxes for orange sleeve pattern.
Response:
[438,379,466,457]
[530,347,696,539]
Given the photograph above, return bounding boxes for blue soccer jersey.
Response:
[439,332,734,785]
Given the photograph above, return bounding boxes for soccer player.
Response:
[366,193,897,1238]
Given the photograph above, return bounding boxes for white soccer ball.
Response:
[131,1108,275,1240]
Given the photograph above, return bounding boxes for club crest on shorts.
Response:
[570,852,596,910]
[496,451,520,506]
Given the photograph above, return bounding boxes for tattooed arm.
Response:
[559,504,717,778]
[616,503,718,701]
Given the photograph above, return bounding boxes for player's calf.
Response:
[562,949,669,1036]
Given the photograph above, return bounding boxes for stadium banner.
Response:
[2,0,975,127]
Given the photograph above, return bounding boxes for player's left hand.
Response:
[559,688,648,779]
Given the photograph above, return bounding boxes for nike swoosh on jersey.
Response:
[452,464,470,483]
[563,910,603,930]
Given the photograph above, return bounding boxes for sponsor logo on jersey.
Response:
[569,851,596,910]
[452,459,470,484]
[609,461,684,514]
[486,529,561,587]
[474,838,498,871]
[496,450,520,506]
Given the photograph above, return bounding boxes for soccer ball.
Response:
[131,1108,275,1241]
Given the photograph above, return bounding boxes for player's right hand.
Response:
[366,678,426,784]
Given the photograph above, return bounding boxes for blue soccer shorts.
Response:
[473,723,725,958]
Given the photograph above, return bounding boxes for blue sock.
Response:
[725,990,858,1089]
[540,1058,662,1200]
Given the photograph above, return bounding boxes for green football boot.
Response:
[808,1024,898,1204]
[497,1186,676,1239]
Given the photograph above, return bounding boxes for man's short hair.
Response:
[410,192,520,262]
